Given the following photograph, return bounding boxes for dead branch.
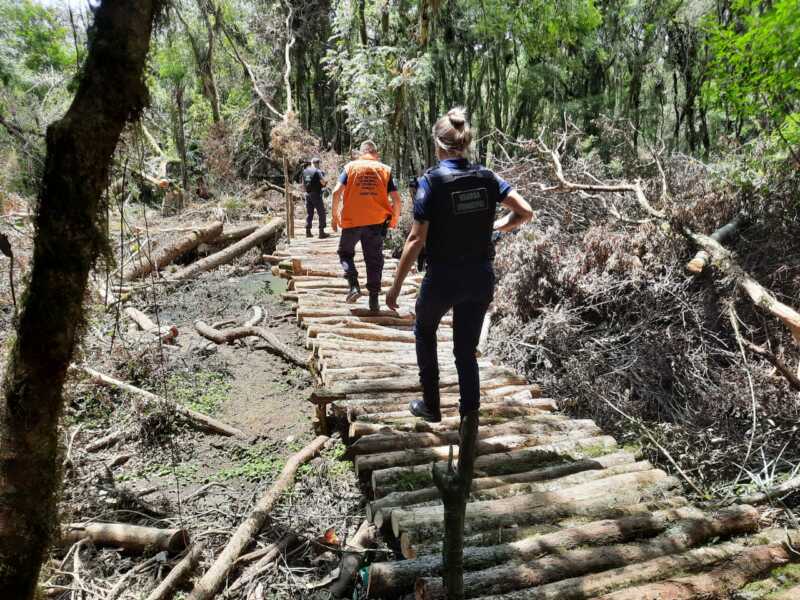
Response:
[194,319,306,367]
[145,543,204,600]
[124,306,179,343]
[187,435,329,600]
[537,137,800,347]
[228,534,299,593]
[71,365,247,438]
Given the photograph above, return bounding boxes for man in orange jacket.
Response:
[332,140,402,312]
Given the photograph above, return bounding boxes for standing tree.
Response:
[0,2,164,598]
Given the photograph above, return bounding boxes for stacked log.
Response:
[272,223,796,600]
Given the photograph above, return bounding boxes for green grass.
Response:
[213,443,286,482]
[166,370,230,416]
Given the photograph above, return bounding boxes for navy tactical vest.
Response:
[422,163,500,263]
[302,167,323,194]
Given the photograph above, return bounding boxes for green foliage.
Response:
[166,370,231,416]
[706,0,800,150]
[215,443,286,482]
[0,0,72,76]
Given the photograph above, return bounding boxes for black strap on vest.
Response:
[423,163,500,264]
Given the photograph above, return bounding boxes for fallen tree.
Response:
[122,221,223,280]
[171,218,284,280]
[187,435,328,600]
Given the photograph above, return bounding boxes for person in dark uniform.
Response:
[302,157,329,239]
[386,107,533,427]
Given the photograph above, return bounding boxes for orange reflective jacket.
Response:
[341,154,394,228]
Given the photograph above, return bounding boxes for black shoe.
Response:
[369,292,379,312]
[346,278,362,303]
[409,399,442,423]
[318,230,330,239]
[306,227,313,238]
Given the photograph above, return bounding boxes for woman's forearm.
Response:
[393,238,424,289]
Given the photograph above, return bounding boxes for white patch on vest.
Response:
[451,188,489,214]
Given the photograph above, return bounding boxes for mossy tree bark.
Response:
[0,2,163,598]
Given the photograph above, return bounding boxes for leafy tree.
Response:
[706,0,800,153]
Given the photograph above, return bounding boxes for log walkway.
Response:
[272,221,797,599]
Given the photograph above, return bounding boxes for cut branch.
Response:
[72,365,246,438]
[187,435,328,600]
[194,320,306,367]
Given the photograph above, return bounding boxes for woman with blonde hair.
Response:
[386,107,533,426]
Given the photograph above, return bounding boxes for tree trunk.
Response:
[0,2,162,598]
[431,411,479,600]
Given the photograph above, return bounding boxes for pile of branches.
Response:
[488,122,800,496]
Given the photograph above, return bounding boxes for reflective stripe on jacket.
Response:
[341,154,393,228]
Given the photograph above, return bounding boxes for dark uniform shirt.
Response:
[302,166,325,194]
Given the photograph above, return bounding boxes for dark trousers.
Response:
[305,192,326,230]
[414,261,494,415]
[338,224,385,294]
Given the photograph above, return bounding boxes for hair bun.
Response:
[447,107,467,128]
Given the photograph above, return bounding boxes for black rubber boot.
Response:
[369,292,380,313]
[306,227,313,238]
[345,275,362,303]
[318,229,330,239]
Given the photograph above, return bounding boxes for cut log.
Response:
[72,365,246,438]
[392,469,678,539]
[355,431,609,478]
[197,224,259,254]
[194,321,306,368]
[348,412,568,439]
[352,420,599,456]
[187,435,328,600]
[61,523,189,553]
[414,504,760,599]
[594,540,798,600]
[467,542,748,600]
[171,218,284,280]
[144,543,204,600]
[685,216,742,274]
[370,437,620,497]
[402,497,691,560]
[124,306,178,342]
[370,460,650,528]
[123,221,223,280]
[365,506,700,597]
